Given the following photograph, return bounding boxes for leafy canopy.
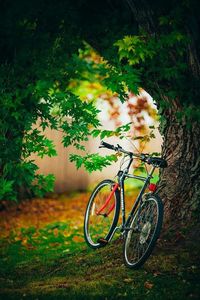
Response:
[1,0,199,200]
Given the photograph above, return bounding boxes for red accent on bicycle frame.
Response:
[149,183,157,192]
[106,202,115,216]
[96,183,119,216]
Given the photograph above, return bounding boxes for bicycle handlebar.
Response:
[99,140,167,168]
[99,141,115,150]
[99,140,146,160]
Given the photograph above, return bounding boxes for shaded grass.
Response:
[0,230,199,300]
[0,194,200,299]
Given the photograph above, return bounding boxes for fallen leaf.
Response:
[144,281,154,289]
[72,235,84,242]
[123,278,133,283]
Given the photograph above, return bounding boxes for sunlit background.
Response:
[32,47,163,193]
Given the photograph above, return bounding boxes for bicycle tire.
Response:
[123,194,163,269]
[84,179,120,249]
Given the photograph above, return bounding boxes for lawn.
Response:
[0,192,199,300]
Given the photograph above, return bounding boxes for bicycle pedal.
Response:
[97,238,108,245]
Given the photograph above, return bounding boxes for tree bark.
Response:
[159,110,200,227]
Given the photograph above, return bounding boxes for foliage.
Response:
[70,153,118,173]
[1,0,200,200]
[0,178,15,201]
[68,44,159,160]
[0,71,101,200]
[0,3,104,201]
[112,5,200,125]
[0,1,140,201]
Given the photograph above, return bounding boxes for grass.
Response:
[0,192,199,300]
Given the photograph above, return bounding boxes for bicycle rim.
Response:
[84,180,120,248]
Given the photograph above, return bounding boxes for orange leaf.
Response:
[144,281,154,289]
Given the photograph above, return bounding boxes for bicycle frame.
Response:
[108,156,156,241]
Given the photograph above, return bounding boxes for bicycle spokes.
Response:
[124,196,163,268]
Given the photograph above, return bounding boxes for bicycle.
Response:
[84,140,167,269]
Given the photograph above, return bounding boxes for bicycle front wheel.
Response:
[123,194,163,269]
[84,179,120,249]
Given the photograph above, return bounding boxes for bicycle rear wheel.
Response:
[123,194,163,269]
[84,179,120,249]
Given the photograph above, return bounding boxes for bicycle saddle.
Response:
[147,157,167,168]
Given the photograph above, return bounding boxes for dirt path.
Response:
[0,192,88,237]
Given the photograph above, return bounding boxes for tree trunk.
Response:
[124,0,200,229]
[159,109,200,227]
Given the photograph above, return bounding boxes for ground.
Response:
[0,191,199,300]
